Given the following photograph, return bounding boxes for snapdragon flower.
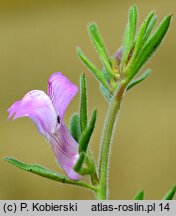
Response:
[8,72,81,180]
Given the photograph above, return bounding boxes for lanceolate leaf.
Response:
[125,21,147,73]
[126,69,151,91]
[121,5,138,71]
[4,157,97,191]
[80,73,88,133]
[126,15,172,83]
[77,47,112,93]
[145,11,155,29]
[69,113,81,142]
[88,22,109,63]
[163,186,176,200]
[89,23,116,79]
[143,15,158,42]
[125,12,157,73]
[79,110,97,153]
[5,157,67,181]
[134,190,144,200]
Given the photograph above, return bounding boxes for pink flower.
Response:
[8,72,81,180]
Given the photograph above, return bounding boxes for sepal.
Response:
[79,110,97,153]
[73,152,86,173]
[69,113,81,142]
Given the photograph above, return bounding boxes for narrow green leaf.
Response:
[4,157,97,191]
[125,21,147,73]
[89,23,117,79]
[5,157,66,180]
[79,109,97,153]
[144,15,157,42]
[80,73,88,133]
[121,5,138,71]
[125,11,157,74]
[77,47,112,93]
[163,186,176,200]
[73,152,86,173]
[126,15,172,83]
[69,113,81,142]
[145,11,155,28]
[126,69,151,91]
[134,190,144,200]
[88,22,109,62]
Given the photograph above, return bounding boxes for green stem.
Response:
[96,82,126,199]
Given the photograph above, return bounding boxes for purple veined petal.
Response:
[49,123,81,180]
[8,90,57,136]
[8,73,81,180]
[48,72,78,122]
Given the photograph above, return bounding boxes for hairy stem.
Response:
[96,82,126,199]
